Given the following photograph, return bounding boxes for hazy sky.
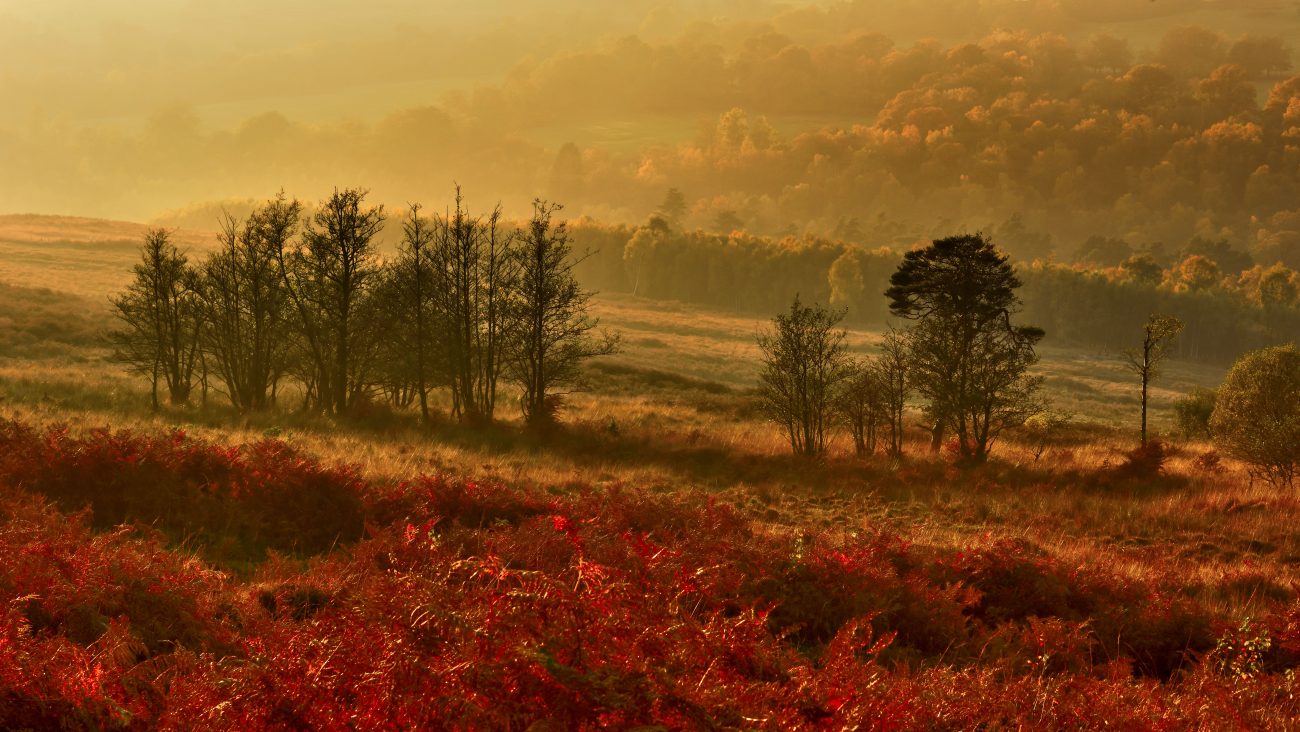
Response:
[6,0,1279,130]
[0,0,810,127]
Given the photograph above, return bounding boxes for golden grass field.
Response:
[0,213,1286,626]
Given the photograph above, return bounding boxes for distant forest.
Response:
[542,25,1300,260]
[33,22,1300,270]
[569,221,1298,364]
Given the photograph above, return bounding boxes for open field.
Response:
[0,215,1251,594]
[0,215,218,298]
[0,215,1295,728]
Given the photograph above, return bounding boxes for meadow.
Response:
[0,215,1296,728]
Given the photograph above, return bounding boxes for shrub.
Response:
[1174,387,1217,439]
[0,417,1296,728]
[1191,449,1225,474]
[1211,345,1300,488]
[0,493,243,730]
[1113,439,1171,481]
[0,421,365,563]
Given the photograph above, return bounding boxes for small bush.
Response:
[1211,345,1300,488]
[1174,387,1217,439]
[1192,449,1225,474]
[1112,440,1170,481]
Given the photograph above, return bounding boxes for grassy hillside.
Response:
[0,215,217,297]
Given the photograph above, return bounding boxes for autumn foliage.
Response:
[1,422,1299,729]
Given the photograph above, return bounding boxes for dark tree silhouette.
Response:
[757,296,850,458]
[837,358,886,457]
[278,188,386,416]
[110,229,202,408]
[377,203,440,424]
[431,187,517,424]
[196,193,300,412]
[506,200,618,430]
[656,187,687,226]
[876,328,910,460]
[887,233,1043,463]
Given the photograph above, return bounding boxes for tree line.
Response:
[109,188,616,430]
[566,221,1300,365]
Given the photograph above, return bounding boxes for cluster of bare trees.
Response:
[755,298,912,461]
[110,188,617,429]
[758,234,1044,464]
[836,330,910,461]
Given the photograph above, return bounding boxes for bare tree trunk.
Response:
[930,419,945,453]
[150,357,160,412]
[1140,367,1149,446]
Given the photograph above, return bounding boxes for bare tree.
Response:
[506,200,618,429]
[278,188,386,416]
[1124,314,1184,445]
[431,187,517,424]
[375,203,441,424]
[757,296,851,458]
[109,229,202,408]
[877,328,910,460]
[838,358,885,457]
[195,193,300,412]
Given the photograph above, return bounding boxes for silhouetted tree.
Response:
[1124,314,1184,445]
[506,200,618,430]
[431,187,517,424]
[877,328,910,460]
[196,194,300,412]
[110,229,202,408]
[656,187,687,226]
[757,296,850,458]
[1227,35,1292,79]
[1119,254,1164,286]
[1074,235,1132,267]
[887,234,1043,463]
[378,203,439,424]
[713,209,744,232]
[278,188,386,416]
[837,358,885,457]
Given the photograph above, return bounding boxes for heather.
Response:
[1,422,1298,729]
